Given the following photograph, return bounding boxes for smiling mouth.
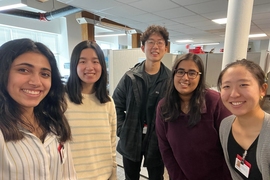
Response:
[84,73,94,75]
[22,89,41,95]
[231,102,243,106]
[180,82,189,86]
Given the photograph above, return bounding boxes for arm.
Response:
[62,142,77,180]
[112,74,129,136]
[0,130,7,178]
[155,101,185,179]
[109,99,117,180]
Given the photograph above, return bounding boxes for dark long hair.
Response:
[0,38,71,142]
[66,40,110,104]
[160,53,206,127]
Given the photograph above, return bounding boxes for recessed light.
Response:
[212,18,227,24]
[95,33,126,37]
[193,42,220,46]
[248,33,267,38]
[176,40,194,43]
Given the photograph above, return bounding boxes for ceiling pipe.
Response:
[0,5,82,21]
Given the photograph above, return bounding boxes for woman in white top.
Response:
[65,40,117,180]
[0,38,77,180]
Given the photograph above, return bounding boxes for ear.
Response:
[141,45,145,53]
[261,83,268,96]
[165,46,168,53]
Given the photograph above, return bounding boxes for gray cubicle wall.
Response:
[203,52,261,88]
[205,53,223,87]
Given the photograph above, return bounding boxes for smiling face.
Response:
[141,33,167,63]
[174,59,201,100]
[77,48,102,93]
[7,52,51,111]
[220,65,267,117]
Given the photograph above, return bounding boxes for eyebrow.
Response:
[79,56,99,60]
[148,38,164,41]
[177,68,197,71]
[222,79,251,84]
[14,63,51,72]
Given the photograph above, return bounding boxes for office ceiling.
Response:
[56,0,270,45]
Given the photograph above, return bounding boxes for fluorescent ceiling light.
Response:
[212,18,227,24]
[95,33,126,37]
[176,40,193,43]
[0,0,27,11]
[248,33,267,38]
[193,42,220,46]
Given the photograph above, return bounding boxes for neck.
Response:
[21,111,44,140]
[144,60,161,75]
[21,109,35,124]
[82,83,94,94]
[235,108,265,128]
[180,93,192,104]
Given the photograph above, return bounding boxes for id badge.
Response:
[235,154,251,178]
[143,124,147,134]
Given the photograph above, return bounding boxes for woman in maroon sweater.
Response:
[156,53,232,180]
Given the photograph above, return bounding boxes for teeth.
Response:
[232,102,242,105]
[23,89,40,95]
[180,82,189,85]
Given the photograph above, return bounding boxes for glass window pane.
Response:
[0,28,11,46]
[37,34,58,53]
[12,29,37,41]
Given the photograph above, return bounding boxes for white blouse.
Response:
[0,128,77,180]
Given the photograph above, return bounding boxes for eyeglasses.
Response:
[145,40,165,47]
[174,69,202,79]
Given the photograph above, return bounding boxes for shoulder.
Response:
[129,61,144,73]
[157,98,165,107]
[205,89,220,98]
[204,89,221,106]
[261,112,270,131]
[161,62,171,76]
[264,112,270,121]
[107,96,115,105]
[220,115,235,128]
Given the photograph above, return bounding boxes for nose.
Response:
[230,87,240,98]
[85,61,94,70]
[29,73,42,87]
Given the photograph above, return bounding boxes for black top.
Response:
[228,129,262,179]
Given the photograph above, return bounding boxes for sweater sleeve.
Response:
[155,100,185,179]
[109,98,117,180]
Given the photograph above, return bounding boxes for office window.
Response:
[0,27,11,46]
[0,24,60,64]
